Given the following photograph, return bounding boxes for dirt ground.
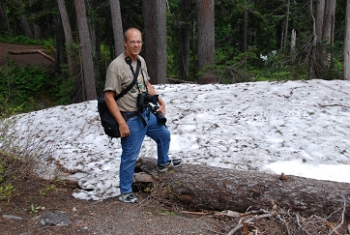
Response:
[0,177,233,235]
[0,42,54,67]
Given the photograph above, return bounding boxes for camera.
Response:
[137,92,157,108]
[148,102,167,125]
[137,92,166,125]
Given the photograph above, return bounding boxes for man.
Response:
[104,28,181,203]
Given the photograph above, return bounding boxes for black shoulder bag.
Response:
[97,57,141,138]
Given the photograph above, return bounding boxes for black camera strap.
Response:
[116,56,146,127]
[115,57,141,101]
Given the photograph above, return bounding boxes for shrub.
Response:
[0,116,38,201]
[0,61,60,114]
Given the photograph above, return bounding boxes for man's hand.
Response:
[156,103,166,115]
[119,122,130,138]
[147,82,166,115]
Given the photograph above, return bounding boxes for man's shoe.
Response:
[172,158,182,168]
[158,158,182,172]
[119,192,138,203]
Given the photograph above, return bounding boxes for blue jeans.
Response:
[119,109,170,194]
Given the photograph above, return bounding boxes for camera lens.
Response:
[155,112,166,125]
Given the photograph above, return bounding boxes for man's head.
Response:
[124,28,143,60]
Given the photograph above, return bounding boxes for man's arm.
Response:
[146,82,166,115]
[104,91,130,137]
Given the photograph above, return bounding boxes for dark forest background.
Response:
[0,0,349,114]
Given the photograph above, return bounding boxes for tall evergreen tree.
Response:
[74,0,97,100]
[197,0,215,84]
[0,0,10,32]
[177,0,192,80]
[17,0,33,38]
[344,0,350,80]
[143,0,167,84]
[109,0,124,57]
[323,0,336,44]
[315,0,325,43]
[57,0,75,78]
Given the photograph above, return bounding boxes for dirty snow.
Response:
[5,79,350,200]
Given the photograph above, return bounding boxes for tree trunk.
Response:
[344,0,350,80]
[178,25,190,80]
[197,0,215,84]
[282,0,290,49]
[143,0,167,84]
[322,0,336,45]
[310,0,333,79]
[177,0,191,81]
[109,0,124,57]
[241,0,248,53]
[54,14,66,78]
[138,158,350,220]
[321,0,336,69]
[291,29,296,52]
[28,0,41,39]
[309,0,322,79]
[315,0,325,43]
[74,0,97,101]
[17,0,33,38]
[0,0,10,32]
[86,0,96,58]
[57,0,75,78]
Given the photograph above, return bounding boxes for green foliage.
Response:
[214,49,256,83]
[0,183,14,201]
[56,75,82,105]
[39,184,56,196]
[120,0,144,29]
[318,44,344,80]
[0,61,61,114]
[248,49,309,81]
[0,32,54,46]
[0,152,16,201]
[29,204,45,213]
[0,159,4,182]
[0,0,347,99]
[251,67,292,81]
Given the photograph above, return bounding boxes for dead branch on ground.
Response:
[8,49,55,62]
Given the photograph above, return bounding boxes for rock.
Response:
[2,214,24,220]
[40,211,71,226]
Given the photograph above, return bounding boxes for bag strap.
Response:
[115,56,147,127]
[115,57,141,101]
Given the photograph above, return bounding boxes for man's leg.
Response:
[120,116,147,194]
[146,112,171,166]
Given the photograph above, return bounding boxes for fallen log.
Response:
[138,157,350,220]
[167,77,197,84]
[8,49,55,62]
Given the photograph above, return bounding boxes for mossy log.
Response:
[137,157,350,219]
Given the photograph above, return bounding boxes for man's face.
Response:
[124,30,143,58]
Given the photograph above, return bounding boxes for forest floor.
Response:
[0,160,287,235]
[1,160,343,235]
[0,176,235,235]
